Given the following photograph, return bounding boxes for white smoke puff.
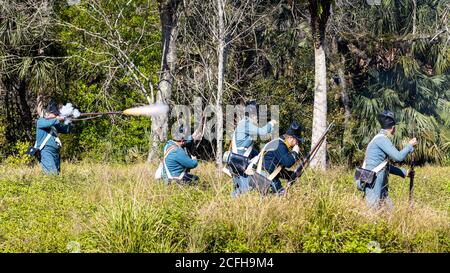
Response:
[59,103,74,117]
[122,104,169,117]
[64,117,72,125]
[72,109,81,118]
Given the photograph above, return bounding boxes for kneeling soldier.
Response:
[161,125,200,185]
[360,110,417,209]
[249,121,303,195]
[227,100,276,197]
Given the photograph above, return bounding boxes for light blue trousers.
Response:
[40,147,61,175]
[232,175,251,197]
[364,170,394,210]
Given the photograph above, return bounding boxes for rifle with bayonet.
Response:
[286,123,335,190]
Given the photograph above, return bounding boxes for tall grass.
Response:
[0,162,448,252]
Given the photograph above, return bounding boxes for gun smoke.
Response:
[59,103,81,124]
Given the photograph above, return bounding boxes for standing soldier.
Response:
[35,100,72,175]
[161,125,202,185]
[359,110,417,209]
[227,100,277,197]
[249,121,303,195]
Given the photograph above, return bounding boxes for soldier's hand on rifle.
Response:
[56,116,65,122]
[292,144,300,154]
[409,137,417,146]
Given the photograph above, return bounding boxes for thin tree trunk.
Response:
[310,44,328,170]
[215,0,225,168]
[412,0,417,35]
[149,0,180,162]
[339,55,350,127]
[17,80,33,140]
[331,36,350,129]
[36,88,46,118]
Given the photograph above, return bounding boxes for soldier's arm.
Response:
[389,165,407,178]
[377,137,413,162]
[246,121,273,137]
[175,149,198,169]
[37,118,59,129]
[278,145,300,168]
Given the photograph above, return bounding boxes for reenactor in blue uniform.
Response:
[249,121,303,195]
[35,100,72,175]
[359,110,417,209]
[161,125,201,185]
[226,100,276,197]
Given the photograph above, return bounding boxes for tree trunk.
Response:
[310,44,328,170]
[412,0,417,35]
[309,0,331,171]
[331,36,350,129]
[338,54,350,128]
[215,0,226,168]
[149,0,180,162]
[36,88,46,118]
[17,80,33,140]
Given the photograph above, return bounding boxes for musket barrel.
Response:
[288,123,334,185]
[79,111,123,117]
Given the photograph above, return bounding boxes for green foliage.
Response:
[54,0,161,162]
[339,0,450,165]
[0,172,94,252]
[4,140,33,165]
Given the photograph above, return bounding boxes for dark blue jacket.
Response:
[262,137,300,173]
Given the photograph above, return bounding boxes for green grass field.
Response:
[0,162,448,253]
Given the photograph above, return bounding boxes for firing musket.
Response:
[409,125,416,208]
[286,123,335,190]
[78,111,123,117]
[71,104,169,121]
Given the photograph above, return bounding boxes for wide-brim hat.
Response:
[286,121,304,143]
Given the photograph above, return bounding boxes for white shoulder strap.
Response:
[163,145,185,180]
[362,134,389,173]
[254,138,284,181]
[372,159,388,173]
[38,133,53,150]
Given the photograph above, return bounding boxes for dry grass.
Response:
[0,162,448,252]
